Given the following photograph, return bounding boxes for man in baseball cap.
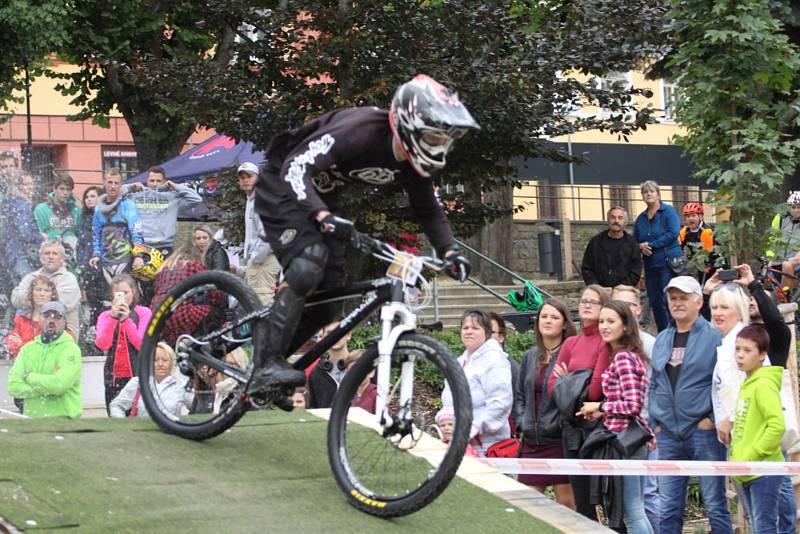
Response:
[647,274,730,533]
[236,162,281,307]
[7,299,83,417]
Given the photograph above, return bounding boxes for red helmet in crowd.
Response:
[682,202,704,216]
[389,74,480,177]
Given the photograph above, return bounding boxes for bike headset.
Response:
[389,74,480,178]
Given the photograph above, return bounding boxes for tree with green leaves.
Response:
[0,1,69,116]
[5,1,667,276]
[659,0,800,263]
[175,0,669,275]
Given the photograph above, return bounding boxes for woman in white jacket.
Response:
[110,342,191,418]
[442,309,513,456]
[706,280,753,445]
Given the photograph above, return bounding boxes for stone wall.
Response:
[510,219,632,281]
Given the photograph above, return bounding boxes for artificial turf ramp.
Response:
[0,412,561,533]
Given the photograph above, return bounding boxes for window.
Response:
[608,185,631,217]
[596,71,631,118]
[662,80,681,122]
[537,182,560,220]
[102,146,139,180]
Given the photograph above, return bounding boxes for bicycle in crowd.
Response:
[138,229,473,517]
[757,256,800,305]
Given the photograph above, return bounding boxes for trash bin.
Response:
[538,231,563,279]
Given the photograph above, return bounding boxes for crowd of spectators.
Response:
[2,160,799,534]
[0,160,266,422]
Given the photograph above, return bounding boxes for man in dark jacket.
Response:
[581,206,642,288]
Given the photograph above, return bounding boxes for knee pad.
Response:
[283,243,328,296]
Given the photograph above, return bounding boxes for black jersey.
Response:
[259,106,456,254]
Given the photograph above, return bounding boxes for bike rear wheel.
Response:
[139,271,265,441]
[327,332,472,517]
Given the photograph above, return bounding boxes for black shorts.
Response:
[254,167,345,273]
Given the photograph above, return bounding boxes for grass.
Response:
[0,411,561,533]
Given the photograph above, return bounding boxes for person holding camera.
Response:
[95,273,152,413]
[702,264,797,533]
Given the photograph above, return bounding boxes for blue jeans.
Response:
[645,266,673,331]
[742,476,782,534]
[778,453,797,534]
[644,447,660,534]
[657,427,733,534]
[624,446,655,534]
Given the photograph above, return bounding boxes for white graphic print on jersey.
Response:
[285,134,335,200]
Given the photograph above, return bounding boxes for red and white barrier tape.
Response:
[477,458,800,477]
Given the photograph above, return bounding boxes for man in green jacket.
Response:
[7,301,82,418]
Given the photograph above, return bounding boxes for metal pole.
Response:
[431,248,440,322]
[567,132,576,220]
[23,61,33,172]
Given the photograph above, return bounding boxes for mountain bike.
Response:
[138,230,473,517]
[757,256,800,304]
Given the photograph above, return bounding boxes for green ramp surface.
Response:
[0,411,561,533]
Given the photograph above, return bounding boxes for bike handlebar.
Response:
[350,230,451,273]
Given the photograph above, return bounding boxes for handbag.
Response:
[780,369,800,453]
[613,418,652,458]
[667,253,690,276]
[486,437,522,459]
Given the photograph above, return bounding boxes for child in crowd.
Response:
[95,274,152,413]
[345,349,376,413]
[434,406,477,456]
[292,387,307,410]
[729,324,786,534]
[307,320,352,409]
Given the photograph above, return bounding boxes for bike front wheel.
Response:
[139,271,265,441]
[327,332,472,517]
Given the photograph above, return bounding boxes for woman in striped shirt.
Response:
[577,300,654,534]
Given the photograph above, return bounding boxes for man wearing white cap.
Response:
[647,276,731,534]
[236,162,280,305]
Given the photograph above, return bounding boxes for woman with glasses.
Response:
[546,284,611,520]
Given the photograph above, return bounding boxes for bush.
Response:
[348,324,535,390]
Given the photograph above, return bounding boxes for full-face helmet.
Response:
[389,75,480,177]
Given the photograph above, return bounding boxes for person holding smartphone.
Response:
[95,274,152,414]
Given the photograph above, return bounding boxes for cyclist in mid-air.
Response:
[248,74,479,394]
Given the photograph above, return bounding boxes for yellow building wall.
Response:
[7,61,124,117]
[513,69,694,221]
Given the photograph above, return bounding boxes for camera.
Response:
[718,269,739,282]
[114,291,126,303]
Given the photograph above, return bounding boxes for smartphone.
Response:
[718,269,739,282]
[114,291,126,303]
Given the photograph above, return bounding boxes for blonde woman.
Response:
[110,342,191,417]
[703,275,753,445]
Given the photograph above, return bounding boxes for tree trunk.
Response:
[479,184,513,285]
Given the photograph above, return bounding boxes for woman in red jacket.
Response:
[546,283,611,521]
[96,273,153,413]
[3,275,59,358]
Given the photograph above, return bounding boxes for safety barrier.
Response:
[478,458,800,477]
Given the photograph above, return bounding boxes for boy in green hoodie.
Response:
[729,324,785,533]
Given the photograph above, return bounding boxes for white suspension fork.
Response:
[374,302,417,427]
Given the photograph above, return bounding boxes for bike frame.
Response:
[180,274,419,423]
